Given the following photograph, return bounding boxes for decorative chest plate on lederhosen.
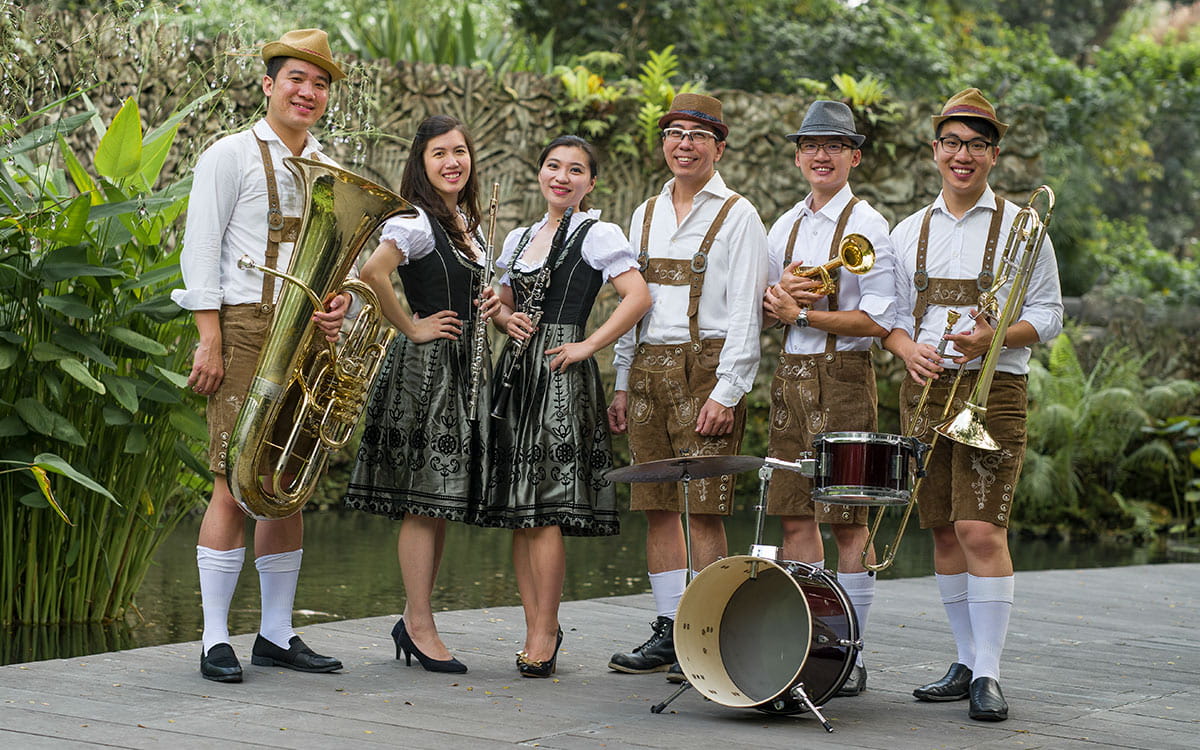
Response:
[254,137,302,314]
[911,195,1006,336]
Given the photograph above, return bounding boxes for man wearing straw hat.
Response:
[172,29,349,683]
[885,88,1063,720]
[760,100,898,697]
[607,93,768,676]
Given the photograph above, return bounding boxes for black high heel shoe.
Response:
[518,627,563,679]
[391,619,468,674]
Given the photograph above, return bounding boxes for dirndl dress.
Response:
[343,209,491,522]
[483,211,636,536]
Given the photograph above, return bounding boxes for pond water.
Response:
[4,498,1197,666]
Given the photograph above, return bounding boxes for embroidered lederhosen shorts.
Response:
[765,350,877,524]
[205,304,310,476]
[626,339,746,515]
[900,370,1028,529]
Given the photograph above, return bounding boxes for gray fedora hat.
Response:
[785,100,865,147]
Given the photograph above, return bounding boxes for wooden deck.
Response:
[2,563,1197,749]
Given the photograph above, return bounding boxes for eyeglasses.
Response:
[662,127,718,145]
[936,136,994,156]
[797,141,854,156]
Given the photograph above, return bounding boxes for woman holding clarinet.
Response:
[487,135,651,678]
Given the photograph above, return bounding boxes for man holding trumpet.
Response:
[761,100,897,697]
[885,88,1063,721]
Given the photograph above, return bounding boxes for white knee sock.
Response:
[967,574,1014,681]
[838,571,875,667]
[936,572,975,671]
[257,549,302,649]
[197,546,244,654]
[648,569,687,620]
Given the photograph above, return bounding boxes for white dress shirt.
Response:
[890,186,1063,375]
[171,120,336,310]
[767,184,897,354]
[612,172,769,407]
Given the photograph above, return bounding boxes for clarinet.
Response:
[466,182,500,421]
[490,206,574,421]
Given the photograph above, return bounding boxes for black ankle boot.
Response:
[608,616,675,673]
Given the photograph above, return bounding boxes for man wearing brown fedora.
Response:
[172,29,349,683]
[760,99,899,697]
[884,87,1063,720]
[606,93,768,676]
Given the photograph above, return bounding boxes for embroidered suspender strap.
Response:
[783,213,803,266]
[254,137,302,309]
[637,196,658,272]
[686,194,741,349]
[912,194,1004,335]
[822,197,860,353]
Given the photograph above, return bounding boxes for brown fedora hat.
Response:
[262,28,345,82]
[931,87,1009,140]
[657,93,729,140]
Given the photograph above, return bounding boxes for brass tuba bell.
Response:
[227,157,414,520]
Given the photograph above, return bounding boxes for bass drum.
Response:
[674,556,859,714]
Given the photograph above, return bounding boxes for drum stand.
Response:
[652,457,834,732]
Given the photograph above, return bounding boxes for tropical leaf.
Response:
[93,98,143,182]
[107,326,169,355]
[33,452,116,503]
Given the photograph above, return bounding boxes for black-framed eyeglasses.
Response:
[936,135,994,156]
[797,141,854,156]
[661,127,718,145]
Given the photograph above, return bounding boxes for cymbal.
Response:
[606,455,765,483]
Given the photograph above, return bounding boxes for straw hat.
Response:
[931,87,1009,140]
[261,29,345,82]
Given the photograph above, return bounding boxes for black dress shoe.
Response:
[200,643,243,683]
[913,662,972,702]
[250,635,342,673]
[968,677,1009,721]
[392,619,468,674]
[665,662,686,684]
[608,616,675,673]
[837,663,867,696]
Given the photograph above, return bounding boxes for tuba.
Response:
[228,157,415,520]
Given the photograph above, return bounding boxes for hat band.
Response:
[942,104,996,120]
[674,109,723,126]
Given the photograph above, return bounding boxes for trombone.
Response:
[862,185,1056,571]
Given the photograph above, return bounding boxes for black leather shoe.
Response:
[200,643,243,683]
[968,677,1009,721]
[518,628,563,679]
[838,663,867,696]
[608,616,675,673]
[250,635,342,673]
[913,662,972,702]
[665,662,686,684]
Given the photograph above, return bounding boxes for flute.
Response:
[466,182,500,421]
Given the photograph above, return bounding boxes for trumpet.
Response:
[466,182,501,421]
[935,186,1056,450]
[789,233,875,294]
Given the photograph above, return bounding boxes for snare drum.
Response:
[674,556,858,715]
[812,431,919,507]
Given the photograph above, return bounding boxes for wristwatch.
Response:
[794,308,810,329]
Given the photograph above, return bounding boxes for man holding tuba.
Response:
[885,88,1063,721]
[171,29,348,683]
[760,100,898,697]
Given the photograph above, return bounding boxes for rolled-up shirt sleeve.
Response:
[171,141,239,311]
[855,211,898,332]
[710,204,768,407]
[1017,234,1063,343]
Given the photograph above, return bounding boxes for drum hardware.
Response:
[786,684,833,733]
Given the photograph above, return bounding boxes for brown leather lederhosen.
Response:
[205,138,304,474]
[766,198,875,523]
[626,193,745,515]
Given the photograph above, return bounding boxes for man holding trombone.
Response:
[761,100,897,697]
[885,88,1063,721]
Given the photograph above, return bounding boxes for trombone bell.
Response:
[933,402,999,451]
